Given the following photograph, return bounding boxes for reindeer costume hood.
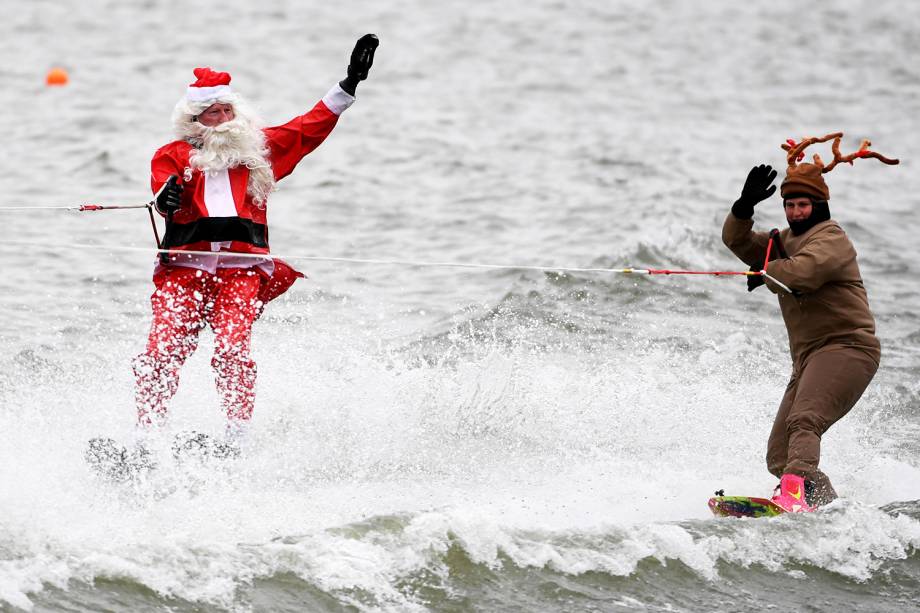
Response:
[779,132,899,235]
[781,163,830,201]
[779,132,899,201]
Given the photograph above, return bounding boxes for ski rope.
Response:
[0,203,793,293]
[0,204,150,211]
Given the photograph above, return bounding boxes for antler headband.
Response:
[781,132,899,173]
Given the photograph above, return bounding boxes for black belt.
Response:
[162,217,268,248]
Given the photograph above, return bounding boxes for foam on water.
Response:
[2,301,920,610]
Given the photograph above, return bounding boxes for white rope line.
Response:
[0,239,793,292]
[0,205,151,211]
[0,205,795,291]
[761,270,793,294]
[0,206,86,211]
[0,239,659,275]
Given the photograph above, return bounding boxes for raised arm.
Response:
[264,34,379,181]
[721,164,777,267]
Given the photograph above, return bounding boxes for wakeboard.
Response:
[708,492,785,518]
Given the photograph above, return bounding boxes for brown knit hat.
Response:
[779,132,899,201]
[781,163,830,200]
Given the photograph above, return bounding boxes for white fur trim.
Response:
[321,83,355,115]
[187,84,233,102]
[202,169,237,217]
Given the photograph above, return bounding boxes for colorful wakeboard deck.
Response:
[708,495,785,518]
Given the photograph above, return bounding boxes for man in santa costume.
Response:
[133,34,378,446]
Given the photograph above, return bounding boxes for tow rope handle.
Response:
[760,228,794,294]
[146,203,171,265]
[769,228,788,258]
[148,181,172,265]
[762,228,789,271]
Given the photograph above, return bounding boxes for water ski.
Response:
[708,490,785,518]
[84,437,155,481]
[170,430,240,461]
[84,431,239,481]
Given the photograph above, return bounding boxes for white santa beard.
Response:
[186,117,275,205]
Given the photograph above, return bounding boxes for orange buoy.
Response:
[46,67,69,86]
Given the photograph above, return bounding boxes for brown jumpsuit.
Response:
[722,214,880,503]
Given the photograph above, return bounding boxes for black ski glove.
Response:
[339,34,379,96]
[732,164,777,220]
[747,265,765,292]
[155,175,183,215]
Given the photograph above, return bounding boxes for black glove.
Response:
[339,34,379,96]
[155,175,183,215]
[732,164,777,220]
[747,265,765,292]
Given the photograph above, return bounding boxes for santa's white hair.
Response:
[172,93,275,206]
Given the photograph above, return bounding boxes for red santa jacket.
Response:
[150,85,353,256]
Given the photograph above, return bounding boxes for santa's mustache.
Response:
[188,118,264,163]
[186,116,275,204]
[192,118,252,147]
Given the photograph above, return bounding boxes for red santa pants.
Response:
[133,267,262,427]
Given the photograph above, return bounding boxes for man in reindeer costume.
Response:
[134,34,379,445]
[722,133,898,512]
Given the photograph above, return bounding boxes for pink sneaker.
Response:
[771,473,815,513]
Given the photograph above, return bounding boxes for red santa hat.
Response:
[186,67,233,103]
